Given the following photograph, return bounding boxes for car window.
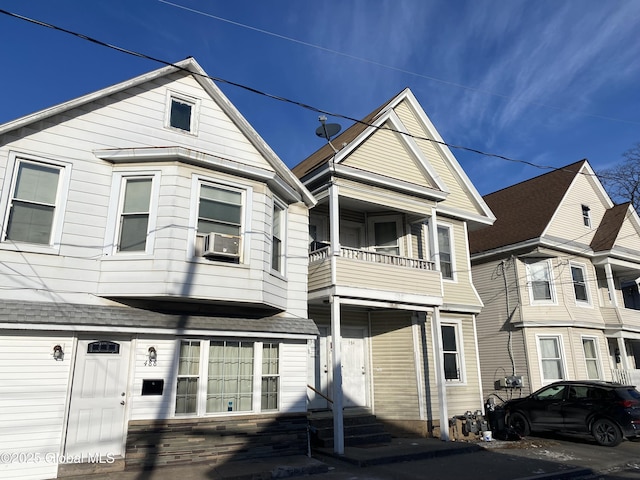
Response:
[568,386,589,400]
[535,385,566,400]
[616,387,640,401]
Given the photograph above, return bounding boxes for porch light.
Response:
[53,345,64,361]
[148,346,157,364]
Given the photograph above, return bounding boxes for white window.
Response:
[196,182,244,260]
[526,260,555,303]
[261,343,279,410]
[175,340,201,415]
[441,323,463,382]
[582,205,591,227]
[571,263,590,305]
[175,339,280,416]
[166,92,199,134]
[116,177,153,252]
[271,200,285,273]
[538,336,566,382]
[4,160,63,245]
[437,225,454,280]
[582,337,601,380]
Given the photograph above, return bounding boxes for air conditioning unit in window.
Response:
[203,233,241,258]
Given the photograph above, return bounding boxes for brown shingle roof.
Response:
[469,160,588,255]
[590,202,629,252]
[291,90,405,179]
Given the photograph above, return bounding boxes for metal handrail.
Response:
[307,384,333,404]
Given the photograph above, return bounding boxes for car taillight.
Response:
[618,400,639,408]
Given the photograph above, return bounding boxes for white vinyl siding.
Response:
[0,334,73,480]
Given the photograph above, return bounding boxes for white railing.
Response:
[309,245,434,270]
[611,369,640,386]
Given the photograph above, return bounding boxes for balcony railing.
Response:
[309,245,434,270]
[611,368,640,387]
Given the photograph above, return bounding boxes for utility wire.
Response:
[0,8,624,181]
[159,0,640,127]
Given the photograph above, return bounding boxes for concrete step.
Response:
[308,413,392,448]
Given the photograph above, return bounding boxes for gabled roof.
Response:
[292,88,495,225]
[469,160,587,254]
[590,202,630,252]
[0,57,315,207]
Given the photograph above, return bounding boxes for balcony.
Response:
[308,245,443,306]
[601,306,640,330]
[611,369,640,387]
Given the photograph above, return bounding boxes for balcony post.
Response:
[432,306,450,441]
[604,263,619,307]
[616,337,631,370]
[330,294,345,455]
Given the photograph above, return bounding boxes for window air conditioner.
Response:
[203,233,241,258]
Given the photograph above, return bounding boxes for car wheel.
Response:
[508,412,530,437]
[591,418,622,447]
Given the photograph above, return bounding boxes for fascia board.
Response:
[400,89,496,223]
[189,61,316,207]
[94,146,301,203]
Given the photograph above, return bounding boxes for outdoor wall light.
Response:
[53,344,64,361]
[615,348,621,364]
[148,346,157,365]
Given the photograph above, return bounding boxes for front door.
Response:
[66,339,131,457]
[341,327,367,408]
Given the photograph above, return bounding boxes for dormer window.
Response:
[166,92,199,134]
[581,205,591,227]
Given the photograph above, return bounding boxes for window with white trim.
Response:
[271,200,285,273]
[196,182,243,261]
[582,337,601,380]
[116,177,153,252]
[526,260,555,303]
[166,92,199,134]
[174,339,280,416]
[4,160,62,245]
[582,205,591,227]
[441,324,462,381]
[538,336,565,382]
[437,225,454,280]
[571,263,590,305]
[261,343,279,410]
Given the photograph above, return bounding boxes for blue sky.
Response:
[1,0,639,196]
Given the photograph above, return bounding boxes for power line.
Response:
[0,8,624,182]
[158,0,640,127]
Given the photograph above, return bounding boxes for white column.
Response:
[605,263,618,307]
[432,306,450,441]
[331,295,344,454]
[617,337,631,370]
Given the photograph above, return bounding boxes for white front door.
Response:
[341,327,367,408]
[308,327,330,410]
[66,339,130,457]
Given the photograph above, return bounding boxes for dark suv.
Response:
[504,381,640,446]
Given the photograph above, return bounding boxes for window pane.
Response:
[199,198,242,224]
[170,99,192,131]
[6,202,54,243]
[530,262,552,300]
[123,178,152,213]
[540,337,564,380]
[119,214,149,251]
[583,338,600,380]
[441,325,456,351]
[542,359,563,380]
[443,353,459,380]
[178,341,200,375]
[198,185,242,236]
[540,338,559,358]
[437,227,453,279]
[572,266,588,301]
[206,341,254,413]
[14,163,59,204]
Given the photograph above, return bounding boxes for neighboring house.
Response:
[469,160,640,402]
[292,88,495,450]
[0,58,317,480]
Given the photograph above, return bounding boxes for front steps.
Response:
[308,410,392,449]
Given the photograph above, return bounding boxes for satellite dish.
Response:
[315,116,341,140]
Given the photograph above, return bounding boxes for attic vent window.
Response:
[170,99,192,131]
[582,205,591,227]
[166,92,199,134]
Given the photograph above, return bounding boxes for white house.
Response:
[0,58,317,479]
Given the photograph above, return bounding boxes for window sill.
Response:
[0,242,60,255]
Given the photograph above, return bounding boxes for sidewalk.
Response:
[58,436,605,480]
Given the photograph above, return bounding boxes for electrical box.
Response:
[499,375,523,388]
